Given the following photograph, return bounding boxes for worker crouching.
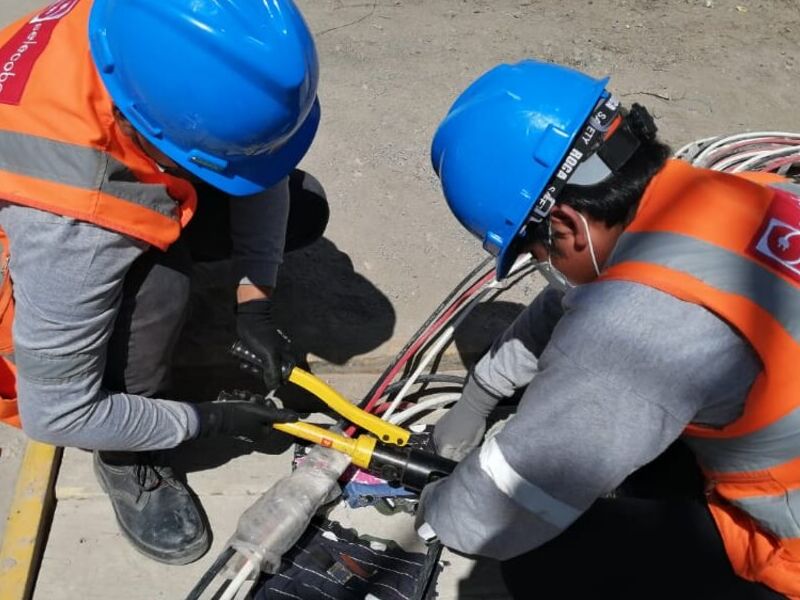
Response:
[0,0,328,565]
[419,59,800,599]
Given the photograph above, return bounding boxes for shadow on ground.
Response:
[451,300,526,371]
[168,234,396,471]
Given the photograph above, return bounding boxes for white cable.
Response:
[388,393,461,425]
[488,253,533,289]
[709,149,773,172]
[691,131,800,167]
[220,558,256,600]
[381,327,456,421]
[380,253,535,422]
[673,135,719,161]
[732,147,800,173]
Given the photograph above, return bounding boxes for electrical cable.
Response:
[732,145,800,173]
[387,393,462,425]
[355,256,493,412]
[379,254,534,421]
[184,545,236,600]
[381,290,490,421]
[677,132,800,177]
[382,374,465,395]
[219,558,256,600]
[348,268,496,434]
[691,132,800,167]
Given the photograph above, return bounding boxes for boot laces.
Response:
[134,457,175,492]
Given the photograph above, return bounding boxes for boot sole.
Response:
[93,454,211,566]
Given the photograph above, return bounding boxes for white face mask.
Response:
[535,212,601,292]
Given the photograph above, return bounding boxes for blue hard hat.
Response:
[89,0,320,196]
[431,59,609,278]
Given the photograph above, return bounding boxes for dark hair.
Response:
[557,104,672,228]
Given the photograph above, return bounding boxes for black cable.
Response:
[407,284,495,375]
[405,262,536,376]
[396,261,495,382]
[184,545,236,600]
[380,373,465,398]
[355,257,493,410]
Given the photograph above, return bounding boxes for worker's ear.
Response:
[549,204,590,255]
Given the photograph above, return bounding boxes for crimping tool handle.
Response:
[230,340,410,447]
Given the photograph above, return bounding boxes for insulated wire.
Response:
[355,256,493,413]
[350,268,496,432]
[691,132,800,167]
[387,393,462,425]
[219,558,256,600]
[731,145,800,173]
[380,291,489,421]
[382,374,465,395]
[677,131,800,175]
[380,254,534,421]
[183,546,236,600]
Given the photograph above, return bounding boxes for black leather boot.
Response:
[93,450,209,565]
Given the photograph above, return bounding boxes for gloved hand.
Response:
[193,390,298,442]
[236,298,294,391]
[433,373,502,461]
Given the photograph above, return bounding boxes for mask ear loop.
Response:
[546,218,557,271]
[576,212,601,276]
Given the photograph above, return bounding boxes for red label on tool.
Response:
[749,189,800,285]
[0,0,80,105]
[321,438,333,448]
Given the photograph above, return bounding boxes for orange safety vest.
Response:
[601,158,800,598]
[0,0,198,428]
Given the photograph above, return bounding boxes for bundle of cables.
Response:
[674,131,800,178]
[356,252,534,427]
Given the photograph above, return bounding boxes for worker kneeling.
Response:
[418,59,800,599]
[0,0,328,565]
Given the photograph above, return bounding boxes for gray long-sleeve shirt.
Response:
[420,279,762,559]
[0,181,289,451]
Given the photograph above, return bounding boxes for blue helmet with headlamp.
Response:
[431,59,642,278]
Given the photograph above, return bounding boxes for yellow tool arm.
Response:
[286,368,410,447]
[273,422,377,469]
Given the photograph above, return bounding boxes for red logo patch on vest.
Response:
[0,0,80,106]
[749,189,800,284]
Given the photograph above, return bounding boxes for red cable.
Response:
[345,270,495,436]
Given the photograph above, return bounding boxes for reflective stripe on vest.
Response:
[0,129,178,217]
[0,0,197,250]
[599,159,800,596]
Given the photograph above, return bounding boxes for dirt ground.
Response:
[0,0,798,598]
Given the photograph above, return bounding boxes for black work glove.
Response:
[193,390,298,442]
[235,298,294,391]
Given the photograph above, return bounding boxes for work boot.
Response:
[93,450,210,565]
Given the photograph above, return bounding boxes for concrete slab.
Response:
[39,420,508,600]
[0,426,27,543]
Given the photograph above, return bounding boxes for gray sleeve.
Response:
[421,280,760,559]
[472,285,564,398]
[228,177,290,288]
[0,205,199,451]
